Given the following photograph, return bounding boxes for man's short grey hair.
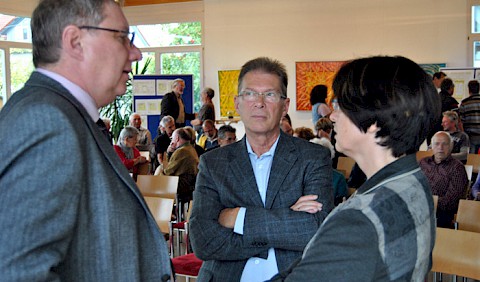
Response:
[118,126,139,145]
[160,115,175,128]
[203,87,215,99]
[442,111,459,128]
[32,0,114,67]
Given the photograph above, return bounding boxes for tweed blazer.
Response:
[189,132,334,281]
[0,72,171,281]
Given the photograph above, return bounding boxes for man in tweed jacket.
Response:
[190,57,334,282]
[271,56,440,281]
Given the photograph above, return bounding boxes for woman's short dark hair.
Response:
[332,56,441,157]
[309,84,328,105]
[440,78,454,93]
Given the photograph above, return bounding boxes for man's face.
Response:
[203,123,217,139]
[80,3,142,107]
[218,132,236,146]
[130,114,141,128]
[441,116,456,132]
[432,133,452,163]
[161,120,176,137]
[170,131,180,150]
[173,81,185,95]
[235,70,289,137]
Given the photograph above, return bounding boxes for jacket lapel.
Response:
[228,138,265,207]
[265,133,297,209]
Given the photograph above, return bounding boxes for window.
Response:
[132,22,201,48]
[0,49,5,110]
[10,48,33,93]
[469,2,480,66]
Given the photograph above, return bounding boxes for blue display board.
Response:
[132,74,193,140]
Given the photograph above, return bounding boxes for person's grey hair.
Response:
[160,115,175,128]
[218,125,236,139]
[31,0,115,68]
[442,111,459,128]
[172,78,185,88]
[118,126,139,145]
[203,87,215,99]
[432,131,454,151]
[238,57,288,98]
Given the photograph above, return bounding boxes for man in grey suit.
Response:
[0,0,171,281]
[190,57,334,281]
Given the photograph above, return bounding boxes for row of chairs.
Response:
[431,199,480,281]
[136,174,202,281]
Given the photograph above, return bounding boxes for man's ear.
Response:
[62,25,83,60]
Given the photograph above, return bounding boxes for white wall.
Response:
[203,0,468,135]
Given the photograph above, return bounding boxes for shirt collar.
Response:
[36,68,99,121]
[246,134,280,158]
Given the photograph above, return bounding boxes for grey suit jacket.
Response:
[0,72,171,281]
[189,132,334,281]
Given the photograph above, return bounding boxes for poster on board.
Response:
[132,74,193,140]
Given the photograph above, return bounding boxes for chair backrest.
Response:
[432,227,480,280]
[456,199,480,233]
[466,153,480,174]
[416,150,433,162]
[465,165,473,182]
[336,156,356,180]
[433,195,438,214]
[144,196,174,234]
[136,174,179,199]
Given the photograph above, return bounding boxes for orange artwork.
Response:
[296,61,345,111]
[218,70,240,117]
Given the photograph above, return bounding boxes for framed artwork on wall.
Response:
[218,69,241,117]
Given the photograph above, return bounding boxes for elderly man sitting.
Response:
[419,131,468,228]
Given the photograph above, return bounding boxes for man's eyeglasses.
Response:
[238,90,286,103]
[79,26,135,47]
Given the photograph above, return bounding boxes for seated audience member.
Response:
[191,87,216,136]
[197,119,218,150]
[129,112,152,151]
[114,126,148,176]
[441,111,469,163]
[207,124,237,151]
[155,115,176,166]
[311,117,335,158]
[280,114,293,135]
[420,131,468,228]
[184,126,205,157]
[293,127,315,141]
[270,56,439,281]
[162,128,199,204]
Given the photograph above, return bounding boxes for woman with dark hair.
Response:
[310,84,331,126]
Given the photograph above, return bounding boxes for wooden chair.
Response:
[433,195,438,214]
[143,196,174,235]
[416,150,433,162]
[454,199,480,233]
[431,227,480,281]
[466,153,480,174]
[336,156,355,180]
[136,174,179,199]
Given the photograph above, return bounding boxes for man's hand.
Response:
[218,207,240,229]
[290,195,323,214]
